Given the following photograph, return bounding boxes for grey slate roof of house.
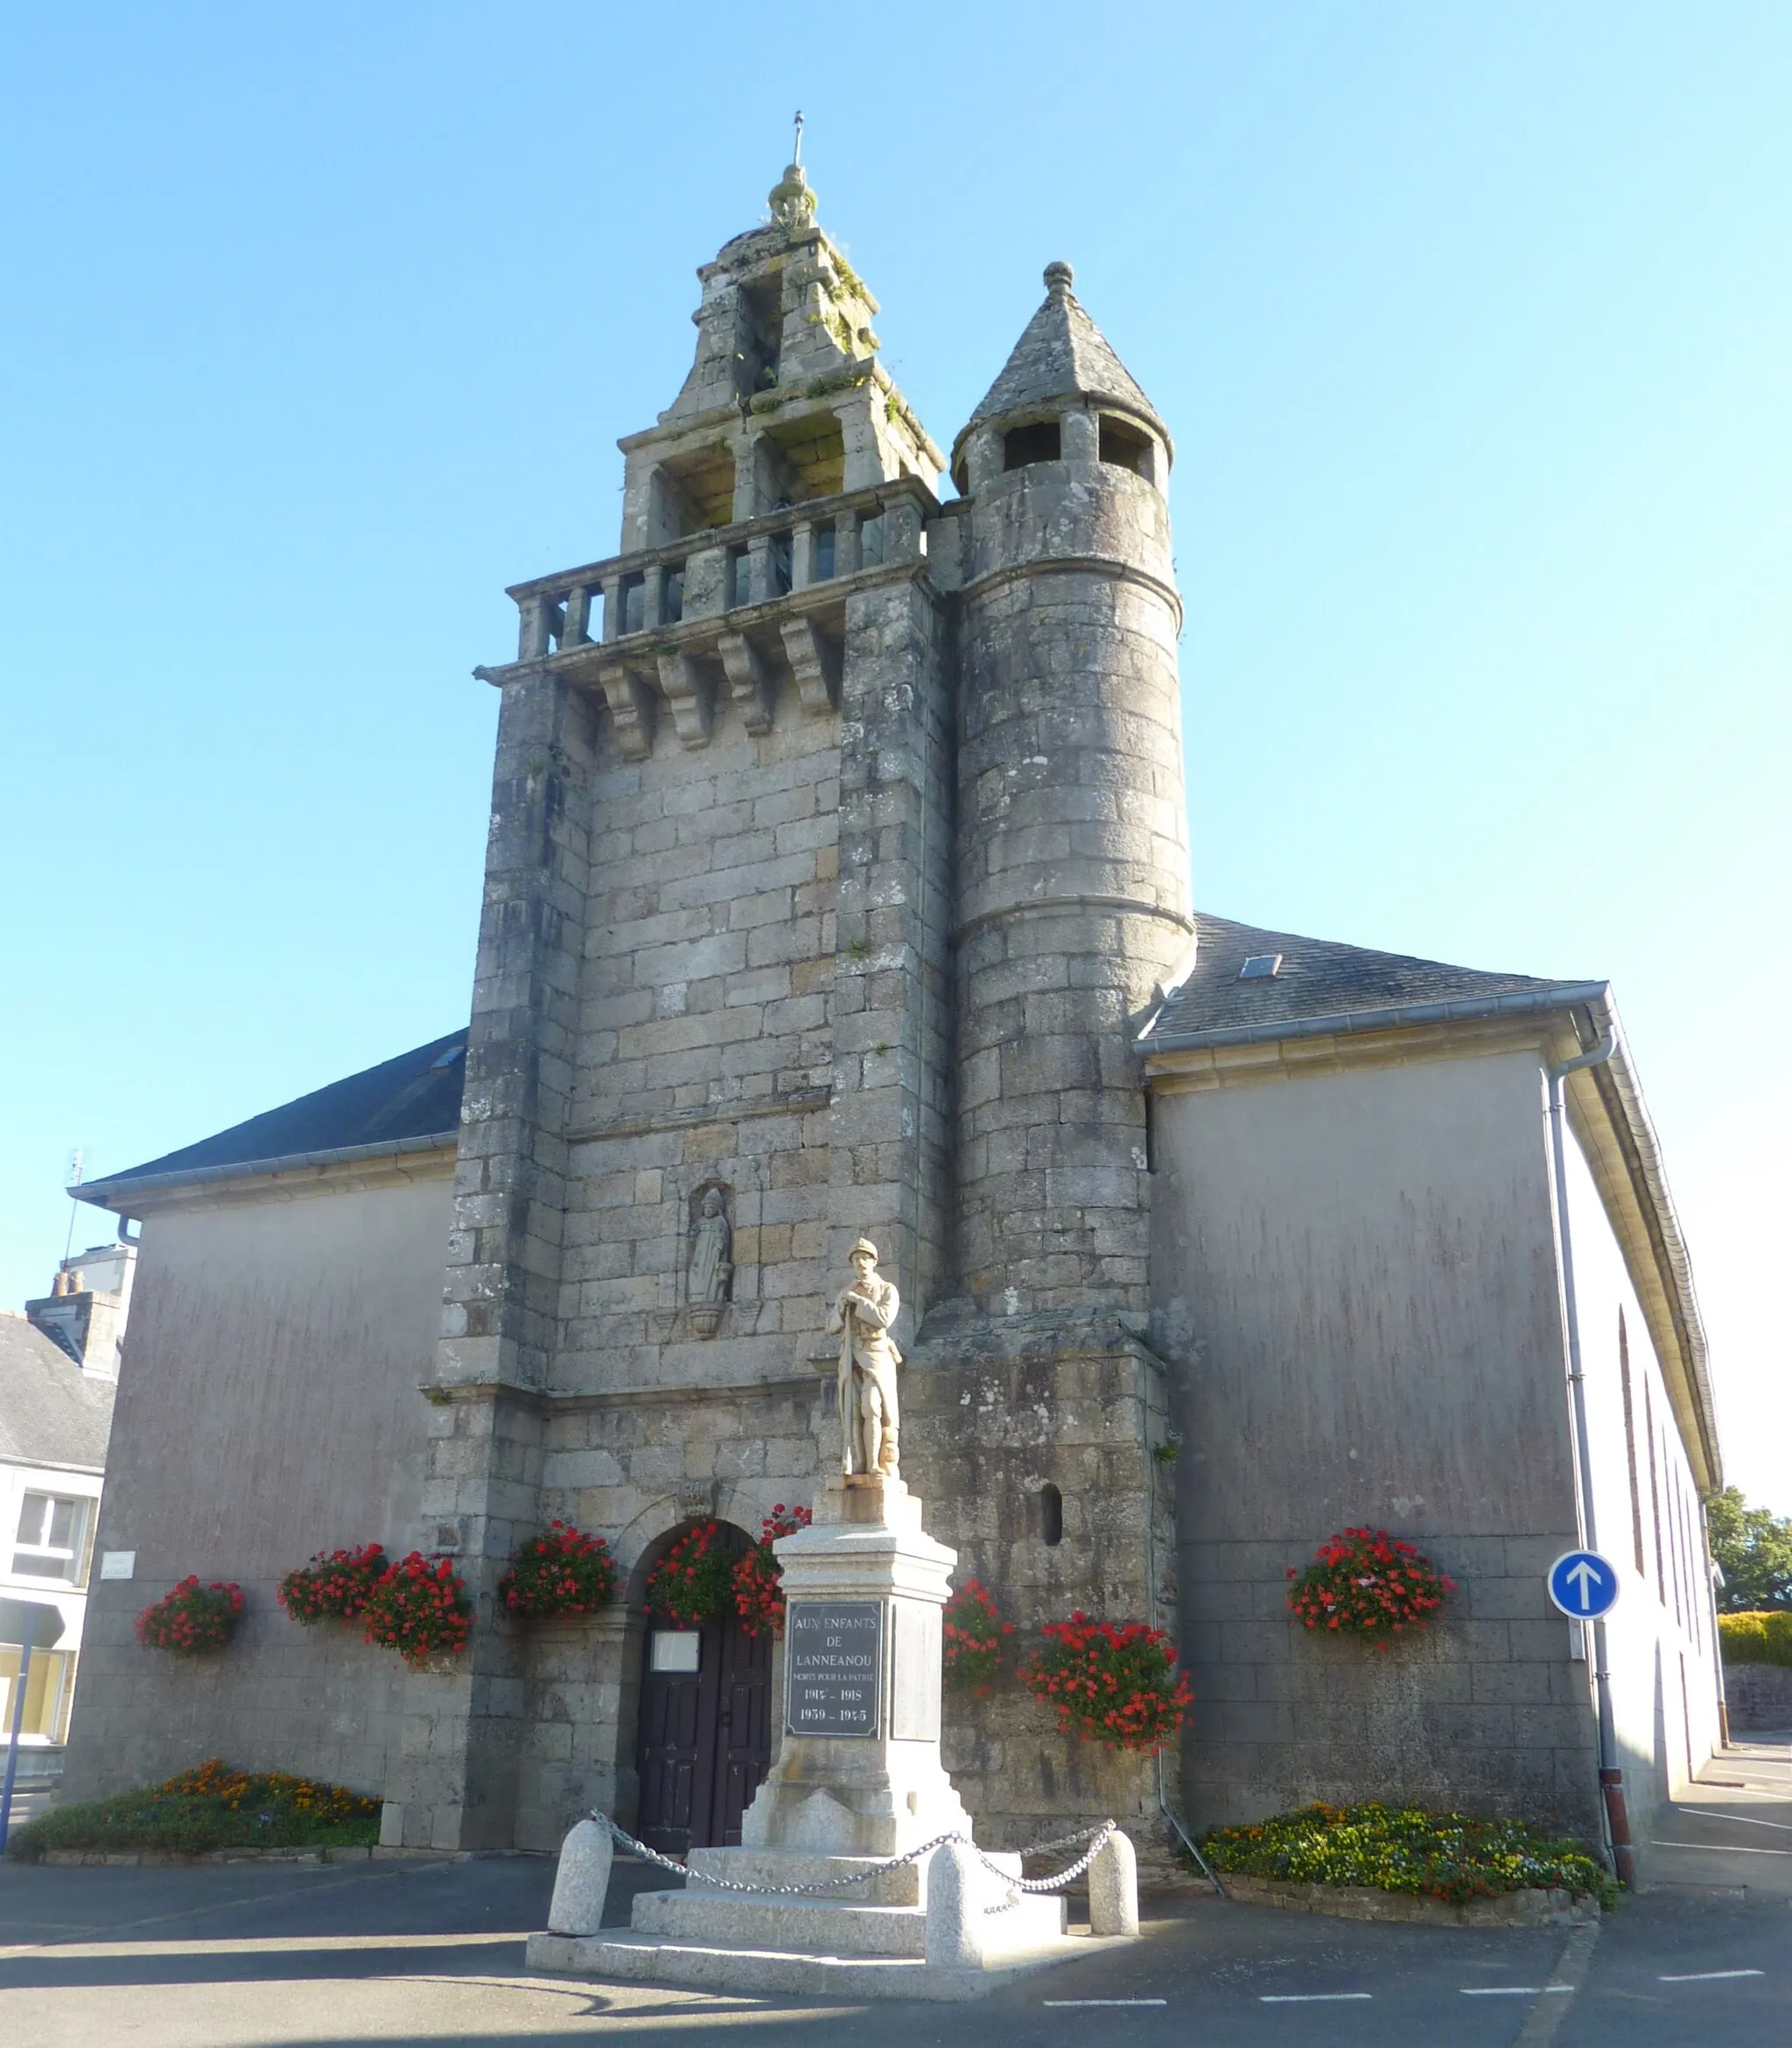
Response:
[956,266,1167,459]
[79,1030,468,1204]
[0,1315,114,1469]
[1144,913,1597,1049]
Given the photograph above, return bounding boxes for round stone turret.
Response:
[951,266,1192,1318]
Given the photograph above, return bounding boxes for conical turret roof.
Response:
[955,262,1170,469]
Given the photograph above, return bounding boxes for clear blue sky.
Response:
[4,5,1787,1510]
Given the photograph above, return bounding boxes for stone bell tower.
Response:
[397,181,1183,1861]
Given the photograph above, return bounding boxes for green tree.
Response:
[1705,1487,1792,1612]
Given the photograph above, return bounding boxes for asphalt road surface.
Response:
[0,1853,1786,2046]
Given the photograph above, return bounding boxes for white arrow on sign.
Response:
[1564,1559,1605,1611]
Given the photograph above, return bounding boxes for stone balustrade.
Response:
[475,479,935,755]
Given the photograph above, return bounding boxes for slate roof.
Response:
[80,1030,468,1205]
[1143,913,1599,1049]
[0,1315,114,1470]
[956,264,1167,462]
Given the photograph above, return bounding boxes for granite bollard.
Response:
[547,1817,614,1936]
[1088,1829,1138,1937]
[924,1839,987,1969]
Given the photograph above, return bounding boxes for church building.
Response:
[62,158,1723,1875]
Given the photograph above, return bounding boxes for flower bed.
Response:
[360,1552,472,1666]
[277,1545,388,1626]
[5,1758,382,1863]
[943,1580,1013,1693]
[646,1521,735,1627]
[135,1577,244,1656]
[1286,1529,1455,1645]
[1198,1802,1615,1909]
[1022,1613,1193,1750]
[732,1504,812,1638]
[500,1522,618,1617]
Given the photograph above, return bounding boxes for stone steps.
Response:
[633,1883,1065,1958]
[526,1927,1124,2002]
[686,1844,923,1906]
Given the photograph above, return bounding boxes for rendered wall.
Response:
[1152,1047,1603,1836]
[1558,1111,1722,1847]
[62,1170,449,1802]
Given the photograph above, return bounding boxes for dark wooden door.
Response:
[635,1612,774,1853]
[714,1617,774,1845]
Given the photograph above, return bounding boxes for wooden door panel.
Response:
[634,1530,773,1852]
[712,1618,774,1846]
[636,1647,705,1852]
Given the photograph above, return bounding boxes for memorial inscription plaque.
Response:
[785,1600,883,1736]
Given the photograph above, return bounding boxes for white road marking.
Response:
[1461,1985,1573,1996]
[1260,1992,1373,2002]
[1043,2000,1168,2007]
[1650,1838,1792,1857]
[1659,1969,1766,1982]
[1680,1806,1792,1833]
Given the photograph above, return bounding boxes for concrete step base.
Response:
[632,1883,1064,1957]
[686,1844,934,1906]
[525,1927,1128,2002]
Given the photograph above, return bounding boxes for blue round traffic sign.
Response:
[1547,1549,1620,1619]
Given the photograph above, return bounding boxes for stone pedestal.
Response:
[525,1473,1140,1999]
[738,1472,970,1856]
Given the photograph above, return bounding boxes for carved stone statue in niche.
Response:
[687,1185,733,1338]
[825,1238,901,1478]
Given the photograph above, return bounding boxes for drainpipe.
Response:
[1547,1028,1635,1887]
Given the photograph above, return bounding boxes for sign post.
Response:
[0,1609,37,1858]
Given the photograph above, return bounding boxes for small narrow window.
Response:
[1143,1092,1157,1175]
[1098,415,1154,481]
[619,572,646,635]
[1003,420,1060,470]
[770,532,793,597]
[662,563,685,625]
[727,547,751,609]
[858,511,885,565]
[1038,1483,1063,1547]
[813,524,836,581]
[13,1492,88,1583]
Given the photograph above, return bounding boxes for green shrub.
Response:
[1197,1801,1617,1908]
[7,1758,381,1862]
[1718,1610,1792,1667]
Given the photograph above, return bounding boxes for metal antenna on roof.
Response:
[61,1147,83,1267]
[793,109,803,167]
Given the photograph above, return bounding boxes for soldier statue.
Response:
[826,1238,901,1478]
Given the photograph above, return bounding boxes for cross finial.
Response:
[793,110,804,165]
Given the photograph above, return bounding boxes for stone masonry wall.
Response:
[905,1310,1178,1857]
[562,676,843,1391]
[514,1378,830,1848]
[955,447,1192,1319]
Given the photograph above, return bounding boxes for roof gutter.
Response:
[73,1130,458,1214]
[1138,979,1614,1054]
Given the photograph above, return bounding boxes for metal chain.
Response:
[584,1810,1115,1914]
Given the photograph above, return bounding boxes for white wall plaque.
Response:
[99,1550,135,1581]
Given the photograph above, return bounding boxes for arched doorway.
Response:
[634,1524,774,1854]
